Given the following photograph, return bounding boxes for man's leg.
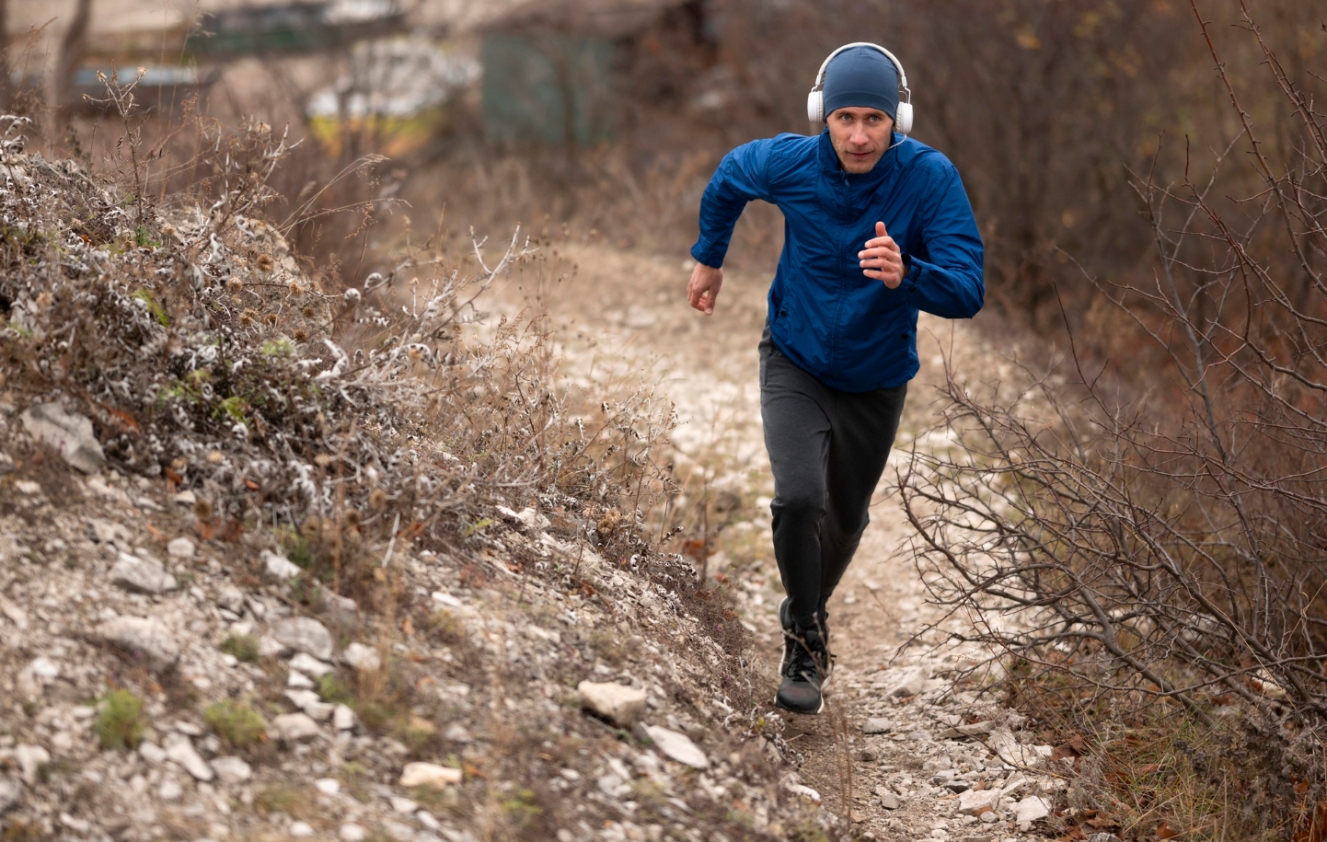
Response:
[817,382,908,616]
[759,331,833,633]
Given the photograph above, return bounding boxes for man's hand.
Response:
[687,262,724,315]
[859,221,905,289]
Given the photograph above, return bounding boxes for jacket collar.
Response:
[817,128,902,181]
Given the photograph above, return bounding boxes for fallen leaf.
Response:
[1156,822,1180,839]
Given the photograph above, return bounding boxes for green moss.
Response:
[204,699,266,747]
[95,689,146,750]
[317,673,353,705]
[132,288,169,326]
[220,634,260,662]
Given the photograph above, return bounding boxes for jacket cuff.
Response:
[690,242,724,269]
[896,253,919,296]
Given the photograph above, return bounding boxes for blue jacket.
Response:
[691,130,984,392]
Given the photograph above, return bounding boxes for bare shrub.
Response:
[898,3,1327,834]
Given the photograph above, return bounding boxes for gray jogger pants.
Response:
[759,327,907,632]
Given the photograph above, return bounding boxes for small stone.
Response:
[443,723,472,743]
[87,519,131,545]
[110,553,178,594]
[340,823,367,842]
[888,665,930,698]
[164,734,213,781]
[263,550,302,580]
[290,822,315,837]
[0,597,29,630]
[167,537,195,558]
[785,782,821,802]
[390,796,418,814]
[15,745,49,785]
[382,819,415,842]
[877,789,901,810]
[315,777,340,795]
[861,717,891,735]
[399,762,462,790]
[578,681,647,727]
[288,671,315,689]
[172,490,197,507]
[321,590,359,626]
[96,616,180,670]
[496,505,550,533]
[284,690,333,721]
[938,720,996,740]
[1088,834,1121,842]
[211,756,252,785]
[158,778,183,801]
[257,636,290,658]
[958,788,1001,816]
[20,402,105,473]
[139,741,167,765]
[0,777,22,815]
[272,617,334,660]
[14,480,40,495]
[333,704,357,731]
[343,643,381,673]
[217,586,246,614]
[1014,795,1050,830]
[642,725,709,769]
[290,653,335,677]
[978,810,999,823]
[273,713,321,742]
[17,657,59,699]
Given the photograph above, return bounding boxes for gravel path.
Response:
[495,241,1066,841]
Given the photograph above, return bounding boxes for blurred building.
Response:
[477,0,714,146]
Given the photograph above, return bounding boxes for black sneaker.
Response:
[775,625,829,715]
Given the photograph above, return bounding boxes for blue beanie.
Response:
[822,46,900,120]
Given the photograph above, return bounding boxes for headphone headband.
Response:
[812,42,909,92]
[807,41,914,137]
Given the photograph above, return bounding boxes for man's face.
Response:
[827,107,895,173]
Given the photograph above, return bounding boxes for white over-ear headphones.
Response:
[807,42,914,136]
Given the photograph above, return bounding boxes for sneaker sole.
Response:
[773,691,825,715]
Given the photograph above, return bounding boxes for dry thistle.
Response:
[206,450,223,464]
[344,509,361,529]
[35,291,52,309]
[314,454,332,467]
[226,277,243,294]
[239,309,258,326]
[287,280,304,295]
[302,306,317,319]
[264,313,279,326]
[293,328,308,343]
[368,488,387,511]
[194,498,214,522]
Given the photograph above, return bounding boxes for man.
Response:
[686,43,984,714]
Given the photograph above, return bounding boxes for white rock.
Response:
[938,720,996,740]
[167,537,195,558]
[340,824,367,842]
[987,727,1053,768]
[443,723,472,743]
[110,553,178,594]
[958,788,1001,816]
[785,782,821,802]
[15,745,50,785]
[14,480,39,495]
[158,778,183,801]
[272,617,334,660]
[217,586,246,614]
[879,790,901,810]
[287,671,315,689]
[0,597,29,630]
[290,822,315,837]
[211,756,252,785]
[642,725,709,769]
[17,657,59,700]
[258,636,290,658]
[578,681,647,727]
[164,734,213,782]
[343,643,381,673]
[96,616,180,670]
[888,665,930,698]
[333,704,357,731]
[1014,795,1050,829]
[315,777,340,795]
[861,717,891,735]
[430,591,465,609]
[273,713,321,742]
[284,690,333,721]
[290,653,334,678]
[495,505,550,533]
[399,762,462,790]
[87,519,131,545]
[0,777,22,815]
[138,741,167,765]
[20,402,105,473]
[171,490,197,507]
[263,550,302,581]
[389,796,419,813]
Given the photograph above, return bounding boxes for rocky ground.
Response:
[512,242,1107,842]
[0,142,1094,841]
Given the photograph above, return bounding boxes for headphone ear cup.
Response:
[806,90,823,124]
[895,101,914,135]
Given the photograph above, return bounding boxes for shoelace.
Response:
[783,634,826,682]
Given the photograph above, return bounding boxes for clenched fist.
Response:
[858,221,905,288]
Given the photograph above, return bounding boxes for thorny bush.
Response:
[0,99,683,600]
[899,5,1327,838]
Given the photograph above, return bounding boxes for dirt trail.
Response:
[494,241,1043,842]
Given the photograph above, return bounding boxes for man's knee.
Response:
[771,491,826,524]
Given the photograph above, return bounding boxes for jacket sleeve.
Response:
[898,164,985,319]
[690,140,776,269]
